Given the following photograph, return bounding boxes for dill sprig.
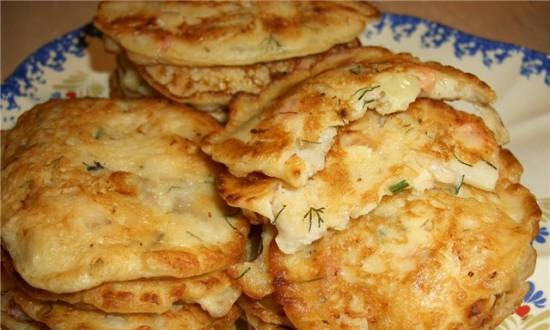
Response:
[93,127,105,140]
[83,161,104,172]
[349,64,362,75]
[271,205,286,225]
[352,85,380,110]
[299,276,325,283]
[261,34,282,51]
[389,180,409,194]
[224,216,238,231]
[454,153,472,167]
[454,174,465,195]
[304,207,325,232]
[167,186,183,193]
[300,139,322,145]
[233,267,251,280]
[257,240,264,257]
[484,160,497,170]
[186,231,202,241]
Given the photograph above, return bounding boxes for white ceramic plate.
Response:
[1,13,549,329]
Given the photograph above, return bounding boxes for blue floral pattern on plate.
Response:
[1,24,100,113]
[366,13,550,84]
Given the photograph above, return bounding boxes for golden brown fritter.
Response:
[227,226,277,300]
[1,99,249,294]
[4,254,240,318]
[94,1,379,66]
[134,42,360,112]
[269,183,540,330]
[214,99,510,253]
[202,53,496,189]
[4,289,240,330]
[238,295,293,330]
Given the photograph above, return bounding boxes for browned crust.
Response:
[269,185,540,329]
[8,289,241,330]
[1,99,249,293]
[94,2,380,66]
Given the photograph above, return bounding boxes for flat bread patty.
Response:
[5,289,240,330]
[270,184,540,330]
[94,1,379,66]
[215,99,513,253]
[1,99,249,293]
[136,42,359,111]
[202,53,496,188]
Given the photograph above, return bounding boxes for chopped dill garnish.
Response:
[261,34,282,51]
[233,267,251,280]
[167,186,183,192]
[93,127,104,140]
[454,174,465,195]
[353,85,380,101]
[299,276,325,283]
[83,161,104,172]
[154,232,165,244]
[352,85,380,110]
[224,207,241,217]
[484,160,497,170]
[300,139,322,145]
[271,205,286,225]
[186,231,202,241]
[349,64,362,75]
[224,216,238,231]
[454,153,472,167]
[304,207,325,232]
[92,127,105,140]
[389,180,409,194]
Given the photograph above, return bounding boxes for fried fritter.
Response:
[94,1,379,66]
[110,54,157,99]
[227,226,276,300]
[1,99,249,293]
[202,53,496,189]
[14,267,240,317]
[238,295,293,330]
[1,292,49,330]
[215,99,512,253]
[269,183,540,330]
[5,289,240,330]
[135,42,360,111]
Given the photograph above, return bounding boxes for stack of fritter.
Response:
[94,1,379,119]
[0,100,250,329]
[1,2,542,330]
[201,48,541,329]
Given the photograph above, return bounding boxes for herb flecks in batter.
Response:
[272,205,287,225]
[83,161,104,172]
[224,216,238,231]
[233,267,251,280]
[454,175,465,195]
[484,160,497,170]
[454,153,473,167]
[389,180,409,194]
[304,207,325,231]
[352,85,380,110]
[186,231,203,241]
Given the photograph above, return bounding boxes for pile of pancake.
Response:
[95,1,379,121]
[1,2,541,330]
